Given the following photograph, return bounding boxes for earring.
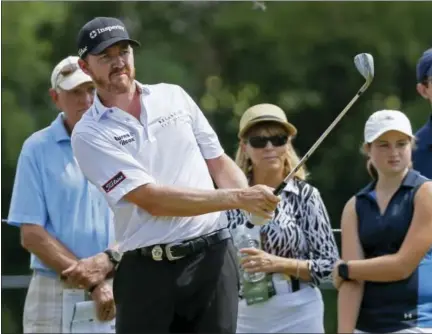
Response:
[247,159,253,172]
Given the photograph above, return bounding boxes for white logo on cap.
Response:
[88,25,125,39]
[78,46,88,57]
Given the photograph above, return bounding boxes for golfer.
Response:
[68,17,280,334]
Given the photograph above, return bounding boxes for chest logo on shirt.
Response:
[114,132,135,146]
[158,111,184,128]
[102,172,126,193]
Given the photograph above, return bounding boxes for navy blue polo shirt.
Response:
[355,169,432,333]
[413,115,432,179]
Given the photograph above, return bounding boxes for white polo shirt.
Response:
[71,82,227,252]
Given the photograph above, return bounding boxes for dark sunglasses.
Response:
[247,135,289,148]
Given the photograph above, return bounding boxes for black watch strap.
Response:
[338,261,351,281]
[104,249,121,269]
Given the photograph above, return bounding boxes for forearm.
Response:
[82,243,120,281]
[207,154,249,189]
[349,254,407,282]
[279,258,312,282]
[21,227,78,274]
[338,281,364,333]
[131,184,242,217]
[215,168,249,189]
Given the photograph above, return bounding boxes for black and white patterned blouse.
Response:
[227,178,340,285]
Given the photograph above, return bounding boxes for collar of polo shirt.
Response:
[281,179,300,196]
[52,113,72,142]
[357,169,421,196]
[92,81,151,121]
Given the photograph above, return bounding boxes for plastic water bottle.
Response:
[233,222,266,283]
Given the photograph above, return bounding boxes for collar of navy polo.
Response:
[357,169,422,197]
[91,80,150,121]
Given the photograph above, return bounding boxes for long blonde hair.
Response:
[235,122,307,184]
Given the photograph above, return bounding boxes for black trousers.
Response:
[113,238,240,334]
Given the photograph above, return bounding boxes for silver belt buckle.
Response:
[165,242,184,261]
[151,245,163,261]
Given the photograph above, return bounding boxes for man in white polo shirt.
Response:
[67,17,279,334]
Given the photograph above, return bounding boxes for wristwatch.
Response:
[338,261,351,281]
[104,249,122,270]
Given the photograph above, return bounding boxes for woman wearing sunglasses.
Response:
[227,103,340,333]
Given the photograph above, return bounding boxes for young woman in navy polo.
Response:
[334,110,432,333]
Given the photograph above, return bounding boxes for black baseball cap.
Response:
[77,17,140,59]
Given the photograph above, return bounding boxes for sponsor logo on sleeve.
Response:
[102,172,126,193]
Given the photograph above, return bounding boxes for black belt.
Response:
[127,228,232,261]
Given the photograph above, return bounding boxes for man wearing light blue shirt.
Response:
[7,56,118,333]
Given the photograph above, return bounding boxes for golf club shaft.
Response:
[273,80,370,196]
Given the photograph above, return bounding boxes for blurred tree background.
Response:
[2,1,431,332]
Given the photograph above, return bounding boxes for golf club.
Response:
[251,53,375,226]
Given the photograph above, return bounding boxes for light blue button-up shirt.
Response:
[7,113,114,277]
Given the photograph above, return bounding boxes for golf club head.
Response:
[354,53,374,84]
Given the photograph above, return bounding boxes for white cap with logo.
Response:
[50,56,93,91]
[364,109,414,143]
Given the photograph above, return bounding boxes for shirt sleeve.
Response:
[179,86,224,160]
[71,130,155,207]
[301,187,340,285]
[7,140,48,227]
[226,209,248,230]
